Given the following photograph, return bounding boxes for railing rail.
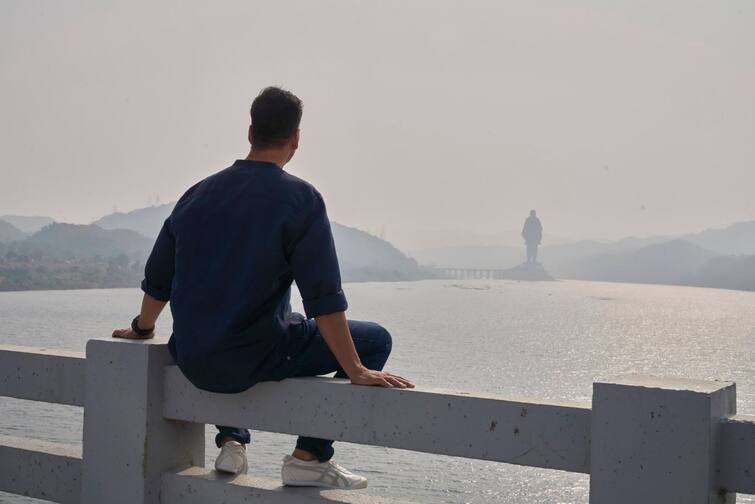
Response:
[0,340,754,503]
[0,344,85,406]
[0,435,82,504]
[164,369,592,473]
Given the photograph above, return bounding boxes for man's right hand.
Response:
[348,366,415,389]
[112,327,154,340]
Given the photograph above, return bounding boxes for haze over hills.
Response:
[556,238,755,291]
[414,221,755,268]
[0,219,26,242]
[412,218,755,292]
[693,255,755,292]
[93,204,173,239]
[682,220,755,256]
[561,239,718,284]
[0,215,55,234]
[2,203,755,292]
[413,234,673,271]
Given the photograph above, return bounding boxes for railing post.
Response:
[590,375,736,504]
[81,339,204,504]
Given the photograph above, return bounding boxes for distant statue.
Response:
[521,210,542,263]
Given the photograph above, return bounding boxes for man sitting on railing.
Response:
[112,86,414,490]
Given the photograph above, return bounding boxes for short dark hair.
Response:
[250,87,303,149]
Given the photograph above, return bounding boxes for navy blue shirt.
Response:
[141,159,348,393]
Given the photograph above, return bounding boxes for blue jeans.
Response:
[215,319,393,462]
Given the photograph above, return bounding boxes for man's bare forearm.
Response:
[138,293,168,329]
[314,311,414,389]
[314,311,365,378]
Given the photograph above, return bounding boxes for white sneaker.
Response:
[281,455,368,489]
[215,441,248,475]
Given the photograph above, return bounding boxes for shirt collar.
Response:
[233,159,282,170]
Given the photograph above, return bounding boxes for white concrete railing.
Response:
[0,339,753,503]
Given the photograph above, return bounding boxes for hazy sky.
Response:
[1,1,753,251]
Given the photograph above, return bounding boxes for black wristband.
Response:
[131,316,154,336]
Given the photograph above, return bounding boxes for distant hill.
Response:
[15,223,153,260]
[331,223,423,281]
[0,223,150,291]
[562,239,718,285]
[0,215,55,234]
[0,219,27,242]
[690,255,755,291]
[93,204,173,238]
[93,203,426,282]
[682,220,755,255]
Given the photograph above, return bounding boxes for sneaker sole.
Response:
[215,459,248,475]
[282,479,368,490]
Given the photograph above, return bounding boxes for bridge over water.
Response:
[1,339,753,503]
[431,267,517,280]
[428,263,555,281]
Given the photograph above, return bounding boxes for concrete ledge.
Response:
[603,374,736,394]
[161,466,418,504]
[0,435,82,504]
[0,345,85,407]
[163,369,592,473]
[718,414,755,494]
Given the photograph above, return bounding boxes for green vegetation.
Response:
[0,252,144,291]
[0,222,150,292]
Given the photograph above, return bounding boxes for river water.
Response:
[1,279,754,503]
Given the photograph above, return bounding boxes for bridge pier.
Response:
[81,340,204,504]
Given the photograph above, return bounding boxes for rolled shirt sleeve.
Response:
[141,217,176,302]
[289,193,348,318]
